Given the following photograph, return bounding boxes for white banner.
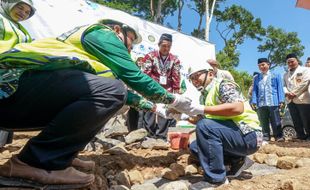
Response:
[22,0,216,101]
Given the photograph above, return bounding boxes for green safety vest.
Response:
[203,79,261,131]
[0,24,115,99]
[0,24,114,78]
[0,14,32,53]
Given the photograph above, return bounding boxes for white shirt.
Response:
[283,66,310,104]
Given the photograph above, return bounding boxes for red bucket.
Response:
[168,132,190,150]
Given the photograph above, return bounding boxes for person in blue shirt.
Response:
[250,58,285,142]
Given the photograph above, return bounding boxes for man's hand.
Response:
[169,94,192,113]
[279,102,285,109]
[188,115,204,124]
[250,104,257,111]
[154,104,169,118]
[187,101,205,116]
[154,104,189,120]
[285,92,296,100]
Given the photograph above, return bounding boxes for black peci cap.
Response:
[257,58,269,64]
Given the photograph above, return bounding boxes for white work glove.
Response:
[170,113,190,121]
[169,94,192,114]
[187,101,205,116]
[154,104,190,121]
[154,104,170,118]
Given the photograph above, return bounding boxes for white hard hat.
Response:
[99,17,142,45]
[188,62,213,77]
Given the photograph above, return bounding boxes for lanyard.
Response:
[159,54,170,76]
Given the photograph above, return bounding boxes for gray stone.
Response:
[253,153,267,164]
[128,170,144,185]
[162,170,179,181]
[185,165,198,175]
[115,170,131,188]
[110,185,130,190]
[131,183,158,190]
[170,163,185,177]
[125,129,148,144]
[264,154,278,166]
[140,137,169,150]
[95,135,125,151]
[159,181,188,190]
[102,114,129,137]
[104,144,128,155]
[277,156,297,169]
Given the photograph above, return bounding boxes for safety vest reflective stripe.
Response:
[1,24,114,79]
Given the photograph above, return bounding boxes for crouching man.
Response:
[185,63,262,189]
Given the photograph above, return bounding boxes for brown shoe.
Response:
[71,158,95,171]
[0,156,95,185]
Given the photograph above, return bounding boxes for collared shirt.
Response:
[139,50,181,93]
[216,69,235,81]
[283,65,310,104]
[250,71,285,107]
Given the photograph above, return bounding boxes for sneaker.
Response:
[71,158,95,171]
[0,156,95,185]
[189,178,229,190]
[226,157,254,178]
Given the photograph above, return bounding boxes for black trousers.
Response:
[126,107,143,132]
[142,111,176,140]
[0,69,126,170]
[288,102,310,139]
[257,106,283,140]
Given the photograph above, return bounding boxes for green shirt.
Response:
[0,25,174,109]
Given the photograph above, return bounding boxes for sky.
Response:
[166,0,310,75]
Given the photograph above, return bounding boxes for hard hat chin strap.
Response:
[122,28,129,49]
[197,71,208,91]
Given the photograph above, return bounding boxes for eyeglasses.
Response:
[189,71,207,82]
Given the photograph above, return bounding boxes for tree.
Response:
[190,0,224,41]
[177,0,184,31]
[214,5,265,69]
[229,69,253,97]
[257,26,305,69]
[92,0,178,24]
[91,0,137,14]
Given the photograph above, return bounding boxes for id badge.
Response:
[159,76,167,85]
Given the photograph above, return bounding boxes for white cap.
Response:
[99,16,142,45]
[188,61,213,77]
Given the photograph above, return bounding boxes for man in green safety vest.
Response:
[0,18,192,187]
[184,62,262,189]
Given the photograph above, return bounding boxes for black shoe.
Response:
[226,157,254,178]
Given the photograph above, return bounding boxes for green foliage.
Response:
[257,26,305,68]
[91,0,178,24]
[214,5,265,69]
[191,28,205,39]
[190,0,226,40]
[91,0,137,14]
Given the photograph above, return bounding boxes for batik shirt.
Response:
[140,51,181,93]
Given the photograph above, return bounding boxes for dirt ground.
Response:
[1,132,310,190]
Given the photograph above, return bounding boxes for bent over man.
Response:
[0,18,192,187]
